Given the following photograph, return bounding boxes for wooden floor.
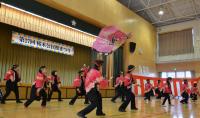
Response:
[0,97,199,118]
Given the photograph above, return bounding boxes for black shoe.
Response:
[119,109,126,112]
[131,107,138,110]
[111,100,116,103]
[58,99,63,102]
[1,101,5,104]
[16,101,23,103]
[77,112,87,118]
[96,112,106,116]
[69,102,74,105]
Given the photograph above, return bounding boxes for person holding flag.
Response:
[77,60,106,118]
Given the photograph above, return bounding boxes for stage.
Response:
[0,97,198,118]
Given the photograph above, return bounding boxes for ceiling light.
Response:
[158,10,164,16]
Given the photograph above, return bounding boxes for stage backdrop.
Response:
[0,23,91,86]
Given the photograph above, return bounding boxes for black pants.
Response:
[162,93,171,105]
[155,88,162,99]
[119,88,136,110]
[78,88,103,116]
[1,81,20,103]
[69,89,89,105]
[48,86,62,101]
[0,89,3,101]
[190,93,197,101]
[111,86,125,102]
[24,85,47,107]
[181,92,189,104]
[144,91,151,101]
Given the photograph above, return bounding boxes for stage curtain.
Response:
[0,3,95,47]
[159,29,194,56]
[113,47,123,86]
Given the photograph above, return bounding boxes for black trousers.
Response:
[119,88,136,110]
[162,93,171,105]
[24,85,47,107]
[155,88,162,99]
[1,81,20,103]
[181,91,189,103]
[144,91,151,101]
[69,89,89,105]
[0,89,3,100]
[111,86,125,102]
[78,88,103,116]
[190,93,197,101]
[48,86,62,101]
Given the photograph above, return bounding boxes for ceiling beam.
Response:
[152,12,200,24]
[136,0,177,12]
[191,0,198,17]
[139,0,158,21]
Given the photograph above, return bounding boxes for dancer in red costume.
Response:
[144,79,153,102]
[24,66,48,107]
[155,80,163,99]
[190,82,199,101]
[180,79,190,104]
[118,65,138,112]
[111,71,125,103]
[77,60,106,118]
[1,65,23,104]
[47,70,62,102]
[162,77,173,106]
[69,70,89,105]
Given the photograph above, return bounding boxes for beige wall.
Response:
[38,0,157,76]
[157,61,200,77]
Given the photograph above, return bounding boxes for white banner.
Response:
[11,32,74,56]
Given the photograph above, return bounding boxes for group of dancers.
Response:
[0,65,63,106]
[143,77,199,105]
[0,61,199,118]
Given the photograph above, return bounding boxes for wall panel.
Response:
[0,23,91,86]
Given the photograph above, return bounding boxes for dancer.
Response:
[81,64,90,78]
[144,79,153,102]
[1,65,23,104]
[47,70,63,102]
[190,83,199,101]
[180,80,190,104]
[77,60,106,118]
[162,77,173,106]
[111,71,125,103]
[155,80,163,99]
[118,65,138,112]
[24,66,48,107]
[69,70,89,105]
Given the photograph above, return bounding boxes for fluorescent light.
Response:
[158,10,164,16]
[0,2,97,37]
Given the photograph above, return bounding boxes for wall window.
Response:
[160,71,193,78]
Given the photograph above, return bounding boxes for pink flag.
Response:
[92,26,130,53]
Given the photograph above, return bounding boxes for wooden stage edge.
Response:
[0,84,116,100]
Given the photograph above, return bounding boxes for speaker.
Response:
[129,42,136,53]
